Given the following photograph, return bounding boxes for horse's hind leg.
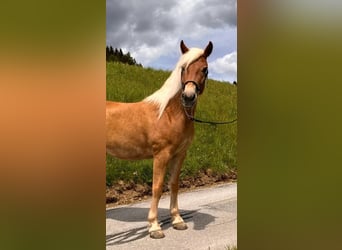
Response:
[168,152,188,230]
[147,152,169,239]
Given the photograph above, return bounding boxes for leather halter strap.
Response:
[181,80,201,93]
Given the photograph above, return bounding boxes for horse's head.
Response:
[180,40,213,108]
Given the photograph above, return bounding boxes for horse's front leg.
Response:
[147,152,169,239]
[168,152,188,230]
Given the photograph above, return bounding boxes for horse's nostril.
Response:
[183,93,196,102]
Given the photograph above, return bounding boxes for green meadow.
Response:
[106,62,237,186]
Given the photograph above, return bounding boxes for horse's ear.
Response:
[180,40,189,54]
[204,41,213,58]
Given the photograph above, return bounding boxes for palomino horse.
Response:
[106,40,213,239]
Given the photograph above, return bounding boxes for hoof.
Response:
[172,222,188,230]
[150,230,165,239]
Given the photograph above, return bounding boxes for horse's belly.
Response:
[106,129,153,160]
[106,142,153,160]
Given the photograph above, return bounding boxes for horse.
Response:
[106,40,213,239]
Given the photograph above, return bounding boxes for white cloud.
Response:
[106,0,237,81]
[131,41,174,65]
[209,51,237,82]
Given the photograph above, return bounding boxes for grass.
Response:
[106,62,237,186]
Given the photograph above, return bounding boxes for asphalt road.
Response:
[106,183,237,250]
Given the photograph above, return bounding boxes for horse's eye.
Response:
[202,67,208,76]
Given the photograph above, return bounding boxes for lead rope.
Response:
[183,106,237,125]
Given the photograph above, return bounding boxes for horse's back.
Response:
[106,101,154,121]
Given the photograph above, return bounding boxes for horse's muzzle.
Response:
[181,92,197,107]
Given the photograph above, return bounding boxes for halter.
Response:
[181,80,201,93]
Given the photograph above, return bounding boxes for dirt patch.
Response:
[106,169,237,208]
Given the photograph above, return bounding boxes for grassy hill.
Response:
[106,62,237,186]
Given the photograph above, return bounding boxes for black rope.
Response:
[184,107,237,125]
[192,117,237,125]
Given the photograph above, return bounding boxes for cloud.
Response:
[106,1,178,46]
[106,0,236,81]
[209,51,237,82]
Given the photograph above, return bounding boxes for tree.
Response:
[106,45,142,67]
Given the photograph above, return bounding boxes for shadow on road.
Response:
[106,207,216,246]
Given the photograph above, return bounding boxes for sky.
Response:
[106,0,237,82]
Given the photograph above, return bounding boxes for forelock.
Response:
[179,48,204,69]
